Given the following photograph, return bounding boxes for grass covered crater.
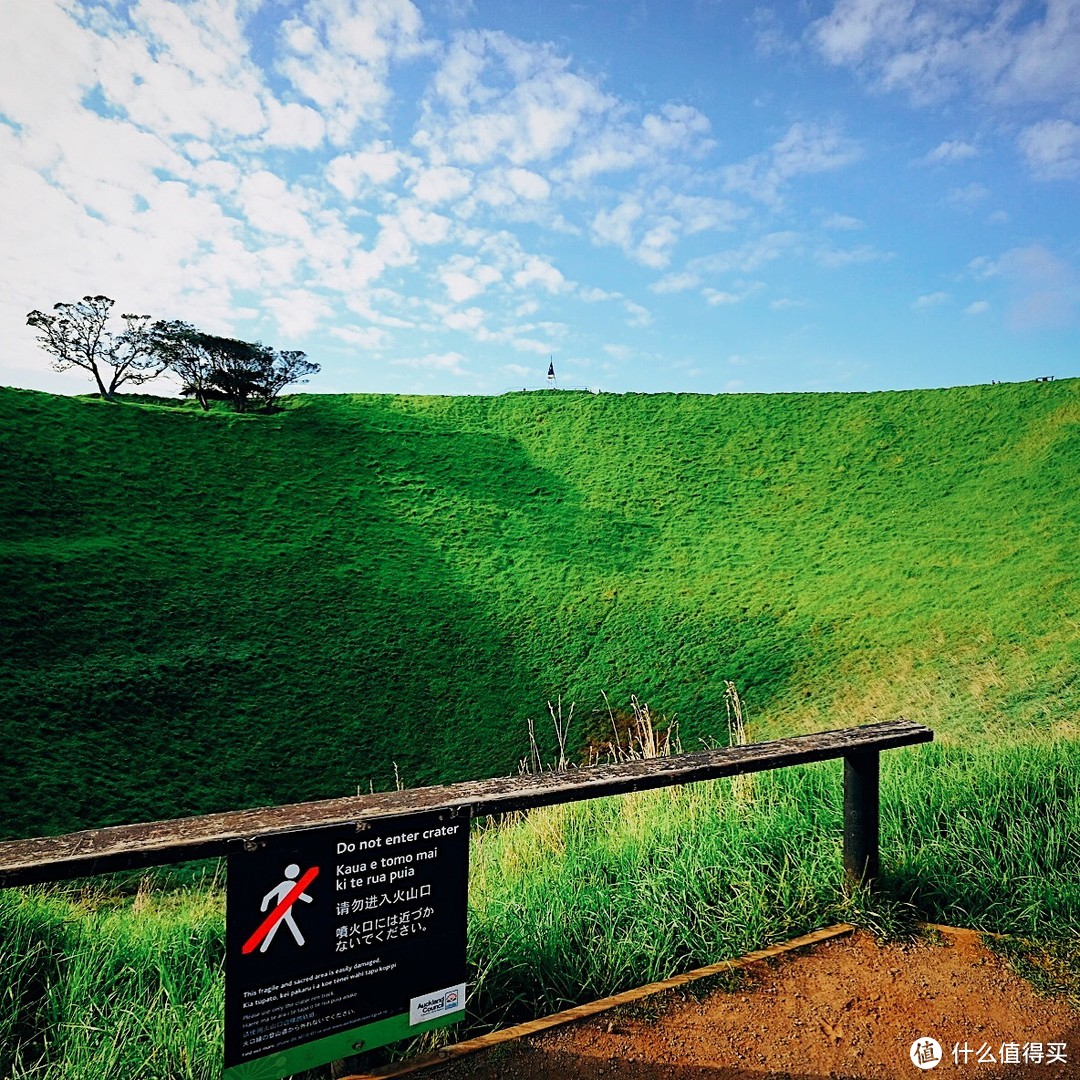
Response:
[0,379,1077,1078]
[2,380,1077,835]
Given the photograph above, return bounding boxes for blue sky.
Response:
[3,1,1079,396]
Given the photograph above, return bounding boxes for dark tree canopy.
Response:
[26,295,163,399]
[151,321,320,411]
[256,348,320,407]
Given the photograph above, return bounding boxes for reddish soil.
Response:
[426,928,1079,1079]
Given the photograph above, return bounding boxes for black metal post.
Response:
[843,750,880,891]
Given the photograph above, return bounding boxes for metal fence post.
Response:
[843,750,880,891]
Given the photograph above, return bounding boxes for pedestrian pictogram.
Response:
[242,864,318,954]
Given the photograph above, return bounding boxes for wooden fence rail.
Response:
[0,719,931,890]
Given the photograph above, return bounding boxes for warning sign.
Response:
[224,809,469,1079]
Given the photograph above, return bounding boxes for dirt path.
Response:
[379,927,1079,1080]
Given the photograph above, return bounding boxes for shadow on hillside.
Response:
[0,395,657,835]
[0,393,813,837]
[269,398,660,787]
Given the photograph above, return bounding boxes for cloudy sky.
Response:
[3,1,1079,396]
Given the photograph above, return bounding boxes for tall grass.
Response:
[0,878,224,1079]
[466,734,1080,1031]
[2,735,1076,1078]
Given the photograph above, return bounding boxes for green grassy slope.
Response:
[1,381,1077,839]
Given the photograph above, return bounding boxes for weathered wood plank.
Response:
[0,719,932,888]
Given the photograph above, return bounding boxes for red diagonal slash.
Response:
[242,866,320,955]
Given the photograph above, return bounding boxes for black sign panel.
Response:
[225,809,469,1078]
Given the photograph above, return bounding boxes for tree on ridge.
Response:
[26,295,164,400]
[150,320,256,411]
[151,320,321,411]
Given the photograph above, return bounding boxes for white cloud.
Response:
[636,217,680,269]
[649,272,699,294]
[327,142,410,197]
[331,324,390,349]
[91,2,268,142]
[702,290,741,306]
[415,30,614,166]
[0,3,96,136]
[591,198,643,252]
[579,285,621,302]
[752,7,799,58]
[505,167,550,200]
[512,254,567,292]
[396,202,453,245]
[702,282,764,306]
[277,0,430,145]
[668,193,745,233]
[191,158,243,193]
[922,139,978,164]
[443,306,486,331]
[18,1,1066,398]
[811,0,1080,112]
[812,0,906,66]
[965,300,990,315]
[392,350,468,374]
[592,202,653,263]
[264,100,326,150]
[970,244,1079,328]
[264,289,334,338]
[507,335,554,355]
[814,244,892,269]
[439,256,502,301]
[3,2,783,397]
[441,274,481,303]
[690,232,802,275]
[370,214,415,268]
[912,291,949,309]
[590,189,743,269]
[946,182,990,210]
[411,164,473,203]
[1018,119,1080,180]
[413,22,719,278]
[240,171,314,240]
[723,122,861,208]
[822,212,864,230]
[561,102,714,182]
[1,2,425,376]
